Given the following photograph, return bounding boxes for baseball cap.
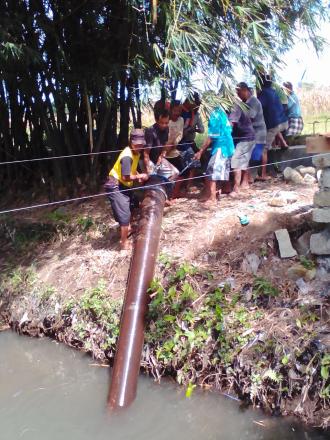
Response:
[130,128,146,146]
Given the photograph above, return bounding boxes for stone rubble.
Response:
[283,165,317,185]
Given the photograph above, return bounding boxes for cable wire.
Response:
[0,152,328,216]
[0,136,257,166]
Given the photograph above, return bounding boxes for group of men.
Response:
[105,74,303,249]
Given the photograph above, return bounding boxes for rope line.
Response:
[0,152,328,216]
[0,136,256,166]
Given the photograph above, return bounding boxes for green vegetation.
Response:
[76,216,94,232]
[0,266,37,296]
[299,256,316,270]
[252,277,280,300]
[64,281,122,354]
[0,258,328,425]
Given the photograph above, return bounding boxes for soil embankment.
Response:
[0,178,329,427]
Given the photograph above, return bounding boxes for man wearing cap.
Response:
[236,82,267,181]
[105,129,149,250]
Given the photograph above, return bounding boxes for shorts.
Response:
[231,141,255,170]
[265,121,289,150]
[106,184,132,226]
[206,148,231,181]
[250,143,265,162]
[286,117,304,136]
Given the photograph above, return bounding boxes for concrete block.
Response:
[313,208,330,223]
[313,154,330,169]
[294,231,312,255]
[310,229,330,255]
[320,168,330,188]
[275,229,297,258]
[306,135,330,153]
[268,146,316,172]
[314,190,330,207]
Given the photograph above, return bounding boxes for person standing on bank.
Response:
[194,107,234,204]
[229,102,255,195]
[105,129,149,250]
[283,81,304,138]
[235,82,267,181]
[258,74,288,180]
[178,94,205,192]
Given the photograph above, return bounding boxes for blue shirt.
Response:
[287,92,302,118]
[208,108,235,158]
[258,87,288,129]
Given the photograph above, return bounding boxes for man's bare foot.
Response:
[228,191,239,198]
[120,241,132,251]
[256,175,271,181]
[203,198,217,205]
[240,182,249,190]
[165,199,177,206]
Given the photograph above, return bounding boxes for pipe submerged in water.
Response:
[107,176,168,410]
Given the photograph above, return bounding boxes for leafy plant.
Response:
[263,369,283,383]
[46,210,70,223]
[299,256,316,270]
[76,216,94,232]
[321,354,330,381]
[253,277,280,299]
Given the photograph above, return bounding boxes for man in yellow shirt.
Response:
[105,129,149,250]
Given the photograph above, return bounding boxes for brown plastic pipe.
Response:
[107,176,167,410]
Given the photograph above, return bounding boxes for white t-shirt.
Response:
[168,117,184,146]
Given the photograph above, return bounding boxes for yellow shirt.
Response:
[109,147,140,188]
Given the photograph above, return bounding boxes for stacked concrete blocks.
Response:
[311,155,330,255]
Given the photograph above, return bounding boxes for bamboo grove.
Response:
[0,1,327,198]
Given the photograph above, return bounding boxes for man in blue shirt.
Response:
[258,75,288,180]
[283,82,304,137]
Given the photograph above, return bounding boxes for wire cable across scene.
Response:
[0,152,328,216]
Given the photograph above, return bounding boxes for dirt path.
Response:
[0,178,316,301]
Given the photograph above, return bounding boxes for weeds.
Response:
[46,209,70,223]
[0,266,37,296]
[253,277,280,300]
[76,216,94,232]
[299,256,316,270]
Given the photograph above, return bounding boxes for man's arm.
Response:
[228,104,241,125]
[195,113,205,134]
[144,128,154,172]
[121,157,148,183]
[247,100,258,119]
[194,136,212,160]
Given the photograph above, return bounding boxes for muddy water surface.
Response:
[0,332,327,440]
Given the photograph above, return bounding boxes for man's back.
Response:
[258,87,288,129]
[288,92,302,119]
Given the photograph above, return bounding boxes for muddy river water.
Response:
[0,331,327,440]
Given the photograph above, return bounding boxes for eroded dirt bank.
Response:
[0,178,329,427]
